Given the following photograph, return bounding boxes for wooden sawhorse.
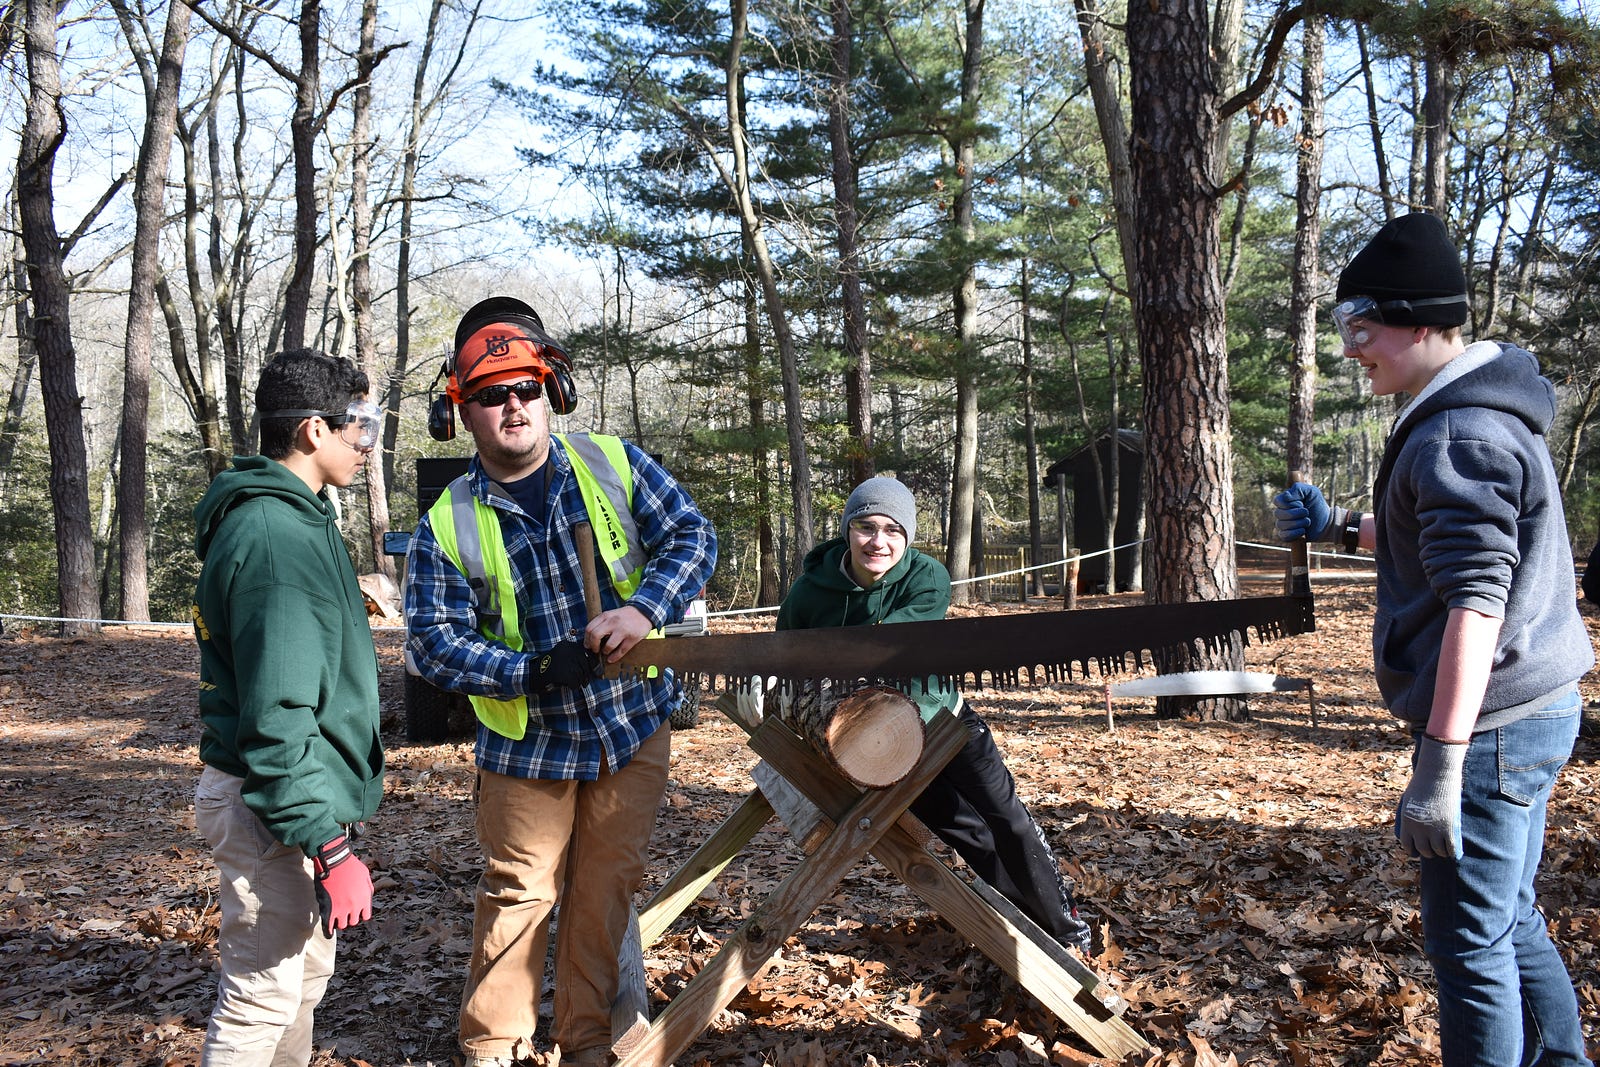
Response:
[616,708,1149,1065]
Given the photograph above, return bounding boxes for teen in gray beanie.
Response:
[842,476,916,543]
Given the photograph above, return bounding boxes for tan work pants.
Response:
[194,764,336,1067]
[460,723,670,1061]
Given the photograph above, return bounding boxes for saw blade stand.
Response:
[609,705,1151,1065]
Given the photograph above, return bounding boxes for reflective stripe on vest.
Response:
[555,433,646,599]
[425,433,643,739]
[429,478,528,739]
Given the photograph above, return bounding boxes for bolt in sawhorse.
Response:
[613,706,1150,1066]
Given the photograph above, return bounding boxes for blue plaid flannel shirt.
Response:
[403,436,717,779]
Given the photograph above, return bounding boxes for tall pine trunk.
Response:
[945,0,984,604]
[1127,0,1242,717]
[828,0,873,487]
[1287,11,1324,481]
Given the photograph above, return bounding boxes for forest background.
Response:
[3,0,1600,634]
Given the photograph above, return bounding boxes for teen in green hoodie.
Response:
[191,349,385,1066]
[777,477,1093,955]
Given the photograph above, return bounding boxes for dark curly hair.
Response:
[256,348,370,460]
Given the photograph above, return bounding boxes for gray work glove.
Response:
[1395,737,1466,861]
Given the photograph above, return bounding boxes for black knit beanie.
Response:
[1335,213,1469,327]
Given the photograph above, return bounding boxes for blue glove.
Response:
[1395,737,1466,861]
[1272,483,1344,542]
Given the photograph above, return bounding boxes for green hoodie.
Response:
[775,536,960,721]
[192,455,384,856]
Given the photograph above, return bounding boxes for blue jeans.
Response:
[1414,686,1591,1067]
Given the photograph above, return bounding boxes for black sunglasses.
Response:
[465,380,542,407]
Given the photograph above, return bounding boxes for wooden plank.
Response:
[636,789,775,947]
[750,759,833,853]
[752,714,1149,1059]
[611,906,650,1058]
[614,712,969,1067]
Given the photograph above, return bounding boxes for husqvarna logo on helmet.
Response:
[483,333,517,359]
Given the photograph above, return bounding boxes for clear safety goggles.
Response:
[1331,294,1467,350]
[263,399,383,450]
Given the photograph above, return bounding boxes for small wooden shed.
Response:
[1044,429,1144,592]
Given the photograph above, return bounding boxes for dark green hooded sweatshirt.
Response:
[193,455,384,856]
[775,536,960,722]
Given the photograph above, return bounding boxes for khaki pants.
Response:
[460,723,671,1061]
[194,765,336,1067]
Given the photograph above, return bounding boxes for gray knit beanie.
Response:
[842,476,917,544]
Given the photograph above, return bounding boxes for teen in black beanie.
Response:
[1335,212,1469,327]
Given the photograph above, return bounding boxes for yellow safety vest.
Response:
[428,433,644,739]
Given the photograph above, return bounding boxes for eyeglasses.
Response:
[848,519,907,541]
[1331,294,1467,350]
[261,399,383,451]
[465,379,542,407]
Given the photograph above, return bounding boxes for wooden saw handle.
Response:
[574,521,603,622]
[1285,469,1311,597]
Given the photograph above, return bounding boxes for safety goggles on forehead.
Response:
[464,379,542,408]
[262,399,383,450]
[1330,294,1467,349]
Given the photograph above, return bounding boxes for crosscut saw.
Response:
[608,589,1315,694]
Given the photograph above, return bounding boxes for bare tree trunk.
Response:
[1476,78,1524,338]
[349,0,392,579]
[673,0,814,567]
[1287,10,1324,480]
[1420,47,1458,218]
[1355,25,1397,220]
[945,0,984,605]
[113,0,193,622]
[155,273,227,477]
[1072,0,1138,288]
[1127,0,1242,715]
[1,204,41,502]
[828,0,872,487]
[1019,257,1044,596]
[211,31,254,456]
[18,0,97,634]
[1558,377,1599,494]
[746,276,781,606]
[387,0,484,491]
[1406,55,1426,210]
[1512,154,1556,317]
[283,0,321,351]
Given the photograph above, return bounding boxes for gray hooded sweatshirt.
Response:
[1372,341,1593,730]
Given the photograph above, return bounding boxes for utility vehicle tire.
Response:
[405,671,467,743]
[669,684,701,730]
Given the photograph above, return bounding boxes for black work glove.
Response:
[527,639,601,693]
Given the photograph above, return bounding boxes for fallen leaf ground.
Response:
[2,579,1596,1067]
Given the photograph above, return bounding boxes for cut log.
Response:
[780,684,924,789]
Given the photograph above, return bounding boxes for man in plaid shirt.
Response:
[404,297,716,1067]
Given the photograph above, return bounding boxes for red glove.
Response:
[312,834,373,938]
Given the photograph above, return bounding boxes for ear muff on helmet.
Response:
[539,345,578,415]
[427,361,456,442]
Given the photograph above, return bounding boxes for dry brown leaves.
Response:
[1,582,1596,1066]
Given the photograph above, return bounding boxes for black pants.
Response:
[909,701,1090,951]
